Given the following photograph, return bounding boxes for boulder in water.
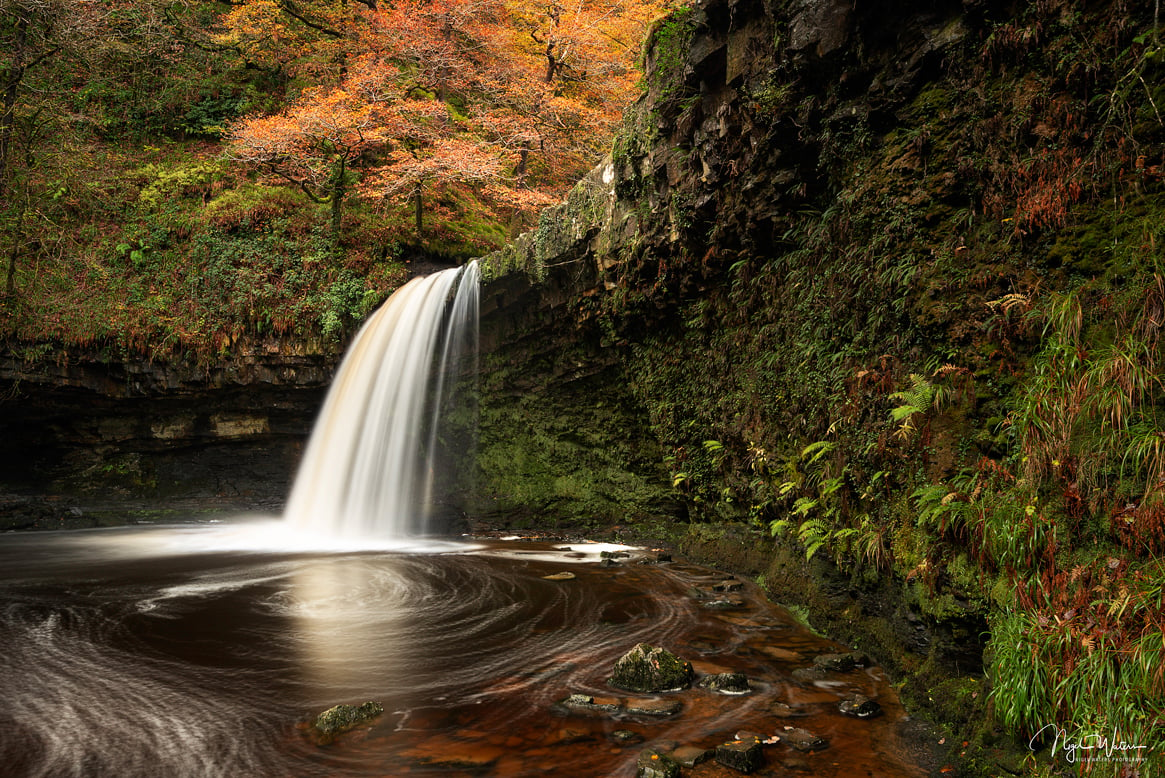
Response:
[624,697,682,717]
[781,727,829,752]
[839,693,883,718]
[715,735,765,773]
[636,748,681,778]
[608,643,693,692]
[812,652,856,672]
[311,701,384,743]
[698,672,751,694]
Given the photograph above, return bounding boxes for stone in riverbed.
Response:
[556,693,623,714]
[698,672,751,694]
[543,571,576,581]
[839,693,883,718]
[609,643,693,692]
[671,744,712,767]
[636,748,681,778]
[715,737,764,774]
[812,652,856,672]
[790,666,829,683]
[781,727,829,752]
[311,701,384,743]
[769,701,808,717]
[611,729,643,744]
[624,697,682,717]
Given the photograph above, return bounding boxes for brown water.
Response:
[0,521,926,777]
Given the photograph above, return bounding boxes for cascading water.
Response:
[283,261,480,538]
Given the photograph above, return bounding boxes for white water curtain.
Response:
[284,262,479,538]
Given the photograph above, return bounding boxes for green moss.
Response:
[608,643,693,692]
[312,701,384,740]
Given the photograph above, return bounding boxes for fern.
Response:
[800,440,835,465]
[769,518,792,537]
[798,518,830,560]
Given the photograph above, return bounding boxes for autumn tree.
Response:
[494,0,660,187]
[214,0,364,81]
[0,0,107,198]
[226,0,665,248]
[228,82,387,237]
[0,0,117,295]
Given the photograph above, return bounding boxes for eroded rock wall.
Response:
[476,0,1165,772]
[0,340,334,526]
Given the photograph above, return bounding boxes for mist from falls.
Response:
[283,261,480,539]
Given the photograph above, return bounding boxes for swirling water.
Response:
[0,521,926,777]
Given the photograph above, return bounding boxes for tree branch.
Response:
[277,0,346,38]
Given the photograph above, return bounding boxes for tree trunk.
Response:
[4,208,22,297]
[413,183,424,236]
[5,242,17,297]
[515,146,530,180]
[329,158,346,239]
[0,17,29,202]
[331,189,344,238]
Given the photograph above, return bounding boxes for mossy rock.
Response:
[609,643,693,692]
[311,701,384,743]
[636,747,682,778]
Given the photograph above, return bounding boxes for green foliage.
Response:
[644,5,697,109]
[136,159,229,209]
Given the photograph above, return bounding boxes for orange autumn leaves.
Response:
[225,0,664,238]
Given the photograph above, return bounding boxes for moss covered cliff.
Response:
[476,0,1165,774]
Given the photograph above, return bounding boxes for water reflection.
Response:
[0,523,926,777]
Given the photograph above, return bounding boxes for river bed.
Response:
[0,519,928,777]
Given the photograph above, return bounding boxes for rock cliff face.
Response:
[0,340,334,527]
[476,0,1165,771]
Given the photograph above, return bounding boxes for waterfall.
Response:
[284,261,480,538]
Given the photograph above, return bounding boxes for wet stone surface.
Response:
[697,672,751,694]
[608,643,694,692]
[637,748,682,778]
[715,736,765,774]
[780,726,830,752]
[840,693,884,718]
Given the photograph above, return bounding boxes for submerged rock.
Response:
[839,694,883,718]
[790,667,829,683]
[781,727,829,752]
[611,729,643,744]
[543,571,576,581]
[624,697,682,717]
[557,693,623,715]
[311,701,384,743]
[698,672,751,694]
[769,702,804,717]
[812,652,856,672]
[671,744,712,767]
[556,692,681,719]
[609,643,693,692]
